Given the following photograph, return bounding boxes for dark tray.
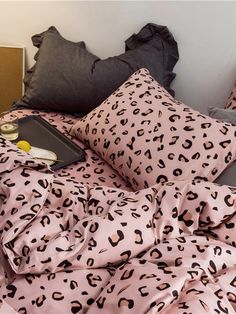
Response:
[17,115,86,170]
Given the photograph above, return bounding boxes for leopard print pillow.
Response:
[70,68,236,190]
[225,84,236,109]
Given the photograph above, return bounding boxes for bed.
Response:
[0,24,236,314]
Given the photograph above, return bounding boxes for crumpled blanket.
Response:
[0,137,236,313]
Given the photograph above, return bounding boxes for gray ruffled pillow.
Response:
[208,106,236,187]
[17,24,179,114]
[208,106,236,125]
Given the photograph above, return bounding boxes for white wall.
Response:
[0,1,236,114]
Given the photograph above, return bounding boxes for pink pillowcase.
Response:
[225,85,236,109]
[70,68,236,190]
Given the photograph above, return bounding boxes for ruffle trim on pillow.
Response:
[125,23,179,96]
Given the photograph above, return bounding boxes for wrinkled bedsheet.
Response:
[0,137,236,313]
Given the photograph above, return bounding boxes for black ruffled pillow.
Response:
[17,24,179,114]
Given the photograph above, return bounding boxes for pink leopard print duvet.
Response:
[0,137,236,313]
